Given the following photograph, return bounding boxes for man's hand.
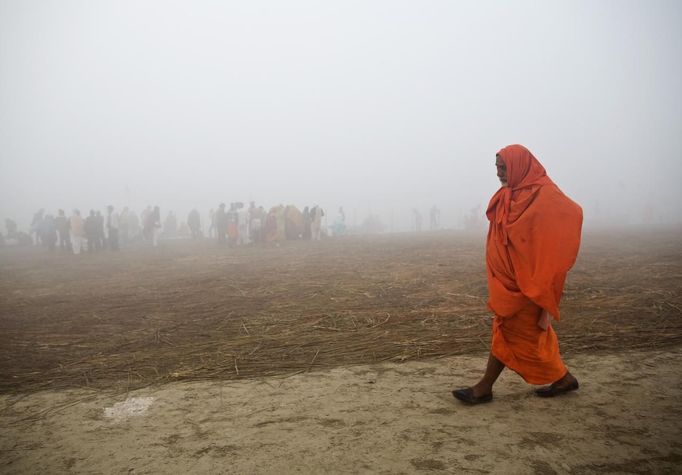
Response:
[538,309,551,330]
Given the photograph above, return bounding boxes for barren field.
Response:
[1,228,680,394]
[1,228,681,473]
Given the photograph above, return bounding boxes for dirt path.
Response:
[2,348,680,474]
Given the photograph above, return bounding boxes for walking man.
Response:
[453,144,583,404]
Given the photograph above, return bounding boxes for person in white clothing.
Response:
[151,206,161,247]
[69,209,85,255]
[310,205,324,241]
[107,205,120,250]
[237,206,250,245]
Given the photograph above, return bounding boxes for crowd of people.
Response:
[1,202,459,253]
[209,202,330,246]
[1,202,345,254]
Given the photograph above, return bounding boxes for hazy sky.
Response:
[1,0,681,231]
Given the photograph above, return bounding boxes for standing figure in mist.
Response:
[310,205,324,241]
[208,208,215,239]
[302,206,311,240]
[128,209,141,241]
[453,145,583,404]
[187,209,201,239]
[429,205,440,230]
[85,210,98,252]
[119,207,130,246]
[248,202,264,244]
[95,211,105,251]
[106,205,120,251]
[141,206,152,240]
[69,209,85,255]
[333,206,346,236]
[226,203,240,246]
[40,214,57,251]
[55,209,71,251]
[151,206,162,246]
[238,204,250,245]
[215,203,227,244]
[143,206,161,247]
[30,209,44,245]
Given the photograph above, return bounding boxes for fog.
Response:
[1,0,681,233]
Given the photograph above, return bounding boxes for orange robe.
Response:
[487,145,582,385]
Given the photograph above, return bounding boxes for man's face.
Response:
[495,155,508,186]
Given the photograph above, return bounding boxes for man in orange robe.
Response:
[453,144,583,404]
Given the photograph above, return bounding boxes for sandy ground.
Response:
[2,348,681,474]
[1,229,680,473]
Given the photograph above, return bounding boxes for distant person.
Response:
[119,207,130,246]
[302,206,311,240]
[187,208,201,239]
[208,208,216,239]
[264,207,278,242]
[453,144,583,405]
[226,203,240,246]
[4,218,18,239]
[69,209,85,255]
[429,205,440,230]
[310,205,324,241]
[247,201,258,243]
[30,209,44,245]
[215,203,227,244]
[145,206,161,246]
[237,203,249,245]
[40,214,57,251]
[4,218,31,246]
[95,210,105,251]
[333,206,346,236]
[107,205,120,251]
[141,205,152,240]
[128,209,140,241]
[274,205,286,242]
[84,210,98,252]
[283,205,304,240]
[249,205,264,243]
[55,209,71,251]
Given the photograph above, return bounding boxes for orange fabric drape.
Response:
[486,144,582,384]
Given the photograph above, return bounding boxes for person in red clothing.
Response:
[454,144,583,404]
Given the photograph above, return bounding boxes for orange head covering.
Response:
[497,144,552,189]
[486,144,554,245]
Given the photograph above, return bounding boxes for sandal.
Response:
[535,379,579,398]
[452,387,493,405]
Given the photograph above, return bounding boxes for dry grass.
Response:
[0,227,680,394]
